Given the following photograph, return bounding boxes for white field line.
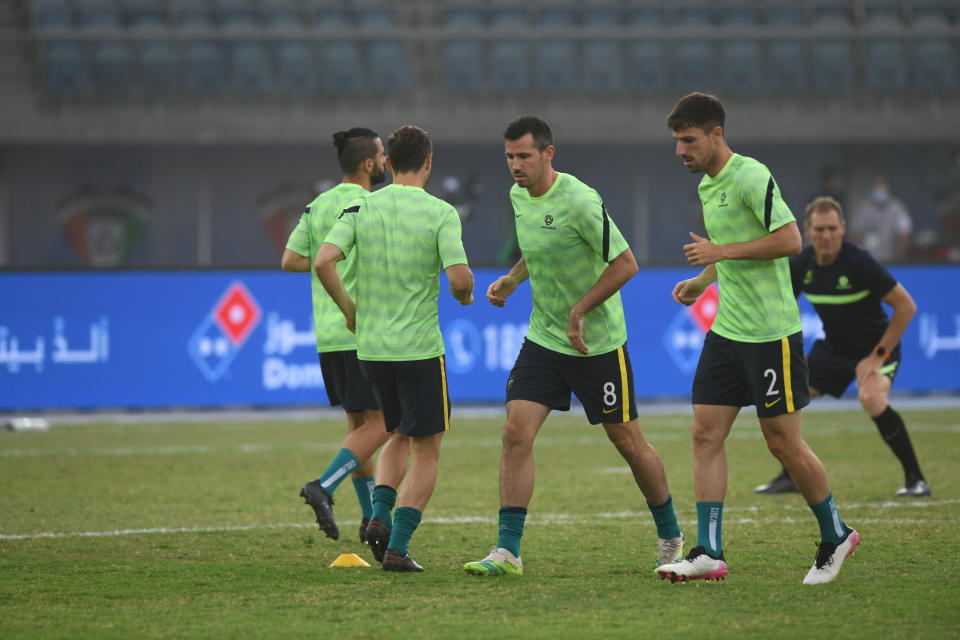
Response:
[2,499,958,541]
[3,422,959,459]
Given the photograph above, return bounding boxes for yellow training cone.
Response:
[329,553,371,568]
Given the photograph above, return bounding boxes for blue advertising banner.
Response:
[1,266,959,410]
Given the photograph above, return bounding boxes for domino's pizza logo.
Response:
[663,284,719,373]
[188,281,262,382]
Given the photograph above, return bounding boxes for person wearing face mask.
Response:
[755,196,929,499]
[848,177,913,262]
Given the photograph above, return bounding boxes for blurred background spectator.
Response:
[849,177,913,262]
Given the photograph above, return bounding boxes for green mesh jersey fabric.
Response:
[510,172,630,356]
[285,182,367,352]
[324,184,468,361]
[698,154,802,343]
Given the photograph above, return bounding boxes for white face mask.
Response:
[871,186,889,204]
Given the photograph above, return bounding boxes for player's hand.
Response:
[343,300,357,333]
[567,310,589,355]
[683,232,724,266]
[672,278,705,306]
[486,275,518,307]
[855,353,882,389]
[460,293,475,306]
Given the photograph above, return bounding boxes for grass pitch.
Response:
[1,408,958,639]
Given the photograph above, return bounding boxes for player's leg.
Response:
[574,343,683,564]
[656,403,737,582]
[379,356,450,572]
[343,410,390,540]
[466,339,566,577]
[382,431,444,573]
[755,388,823,495]
[858,357,929,496]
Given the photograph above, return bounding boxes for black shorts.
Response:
[807,339,902,398]
[505,338,639,425]
[318,351,379,413]
[692,331,810,418]
[358,356,451,438]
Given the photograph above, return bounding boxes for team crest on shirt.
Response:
[804,269,813,285]
[540,214,557,230]
[719,192,728,207]
[836,275,852,290]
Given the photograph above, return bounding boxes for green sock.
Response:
[371,485,396,528]
[647,495,682,539]
[352,477,374,519]
[388,507,422,555]
[497,507,527,558]
[696,501,724,558]
[809,493,848,545]
[317,448,359,495]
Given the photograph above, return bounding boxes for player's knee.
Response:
[691,421,723,451]
[502,419,535,452]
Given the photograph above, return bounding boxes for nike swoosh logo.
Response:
[602,406,619,414]
[515,214,522,218]
[764,397,782,408]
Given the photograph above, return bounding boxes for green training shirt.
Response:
[324,184,468,361]
[698,154,802,343]
[510,172,630,357]
[285,182,367,353]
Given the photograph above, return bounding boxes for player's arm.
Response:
[314,242,356,333]
[445,264,475,306]
[672,264,717,306]
[486,257,529,308]
[855,283,917,387]
[567,248,639,355]
[281,249,311,272]
[683,222,802,266]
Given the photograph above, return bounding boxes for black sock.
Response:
[872,406,924,482]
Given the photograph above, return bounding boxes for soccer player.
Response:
[755,196,928,497]
[282,128,391,542]
[315,125,474,572]
[463,115,684,578]
[657,93,858,585]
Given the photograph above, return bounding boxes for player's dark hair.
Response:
[332,127,380,174]
[504,115,554,151]
[387,125,432,173]
[804,196,846,224]
[667,92,726,133]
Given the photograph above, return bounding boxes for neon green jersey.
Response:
[699,154,802,342]
[285,182,367,353]
[511,173,630,356]
[324,184,468,361]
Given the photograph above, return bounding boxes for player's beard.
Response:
[371,167,386,186]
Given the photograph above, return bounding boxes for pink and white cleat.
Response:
[803,528,860,585]
[655,546,728,583]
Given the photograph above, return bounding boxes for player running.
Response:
[315,125,473,572]
[754,196,928,498]
[464,115,683,578]
[657,93,858,585]
[282,128,391,543]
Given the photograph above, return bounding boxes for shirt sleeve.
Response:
[852,245,898,298]
[437,204,468,269]
[572,192,629,263]
[739,163,796,233]
[284,208,312,257]
[323,201,359,257]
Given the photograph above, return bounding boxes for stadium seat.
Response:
[581,8,621,93]
[490,9,529,93]
[535,4,576,93]
[766,5,807,92]
[913,10,955,91]
[719,9,761,94]
[625,9,666,92]
[317,12,363,94]
[442,10,484,94]
[29,0,88,96]
[126,2,177,98]
[864,12,908,91]
[264,1,316,95]
[357,8,409,94]
[216,1,271,95]
[673,8,715,92]
[180,10,225,96]
[77,0,132,96]
[812,12,855,93]
[29,0,73,29]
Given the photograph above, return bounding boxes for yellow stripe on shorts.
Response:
[616,347,629,423]
[439,355,450,431]
[780,337,794,413]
